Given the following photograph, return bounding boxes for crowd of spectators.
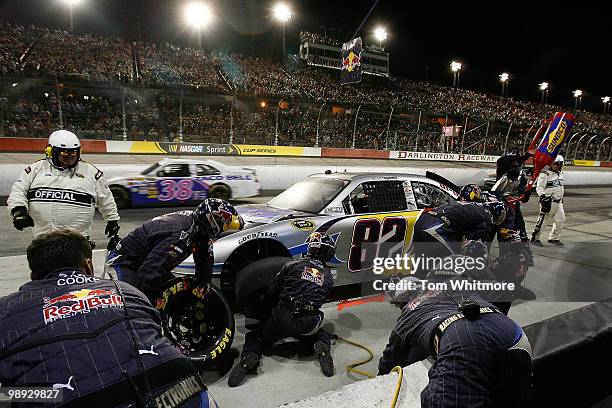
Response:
[1,19,612,158]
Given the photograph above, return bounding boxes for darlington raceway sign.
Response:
[389,151,500,163]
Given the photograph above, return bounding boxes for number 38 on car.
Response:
[108,158,261,209]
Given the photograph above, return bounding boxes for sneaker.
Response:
[547,240,565,247]
[227,353,260,387]
[530,239,544,247]
[516,286,537,301]
[314,341,334,377]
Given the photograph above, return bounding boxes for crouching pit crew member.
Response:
[228,232,336,387]
[0,229,218,408]
[378,255,533,408]
[107,198,244,301]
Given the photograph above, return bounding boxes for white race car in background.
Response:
[108,158,260,209]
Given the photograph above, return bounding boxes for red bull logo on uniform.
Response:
[301,267,324,286]
[43,288,123,324]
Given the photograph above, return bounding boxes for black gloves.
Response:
[105,220,120,237]
[11,206,34,231]
[539,195,552,213]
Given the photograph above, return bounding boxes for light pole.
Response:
[499,73,509,97]
[184,2,213,49]
[273,3,292,59]
[451,61,462,89]
[602,96,610,114]
[373,26,388,49]
[573,89,583,110]
[539,82,549,105]
[61,0,81,32]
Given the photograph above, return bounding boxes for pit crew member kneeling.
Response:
[378,256,532,408]
[228,232,336,387]
[0,230,218,408]
[107,198,243,301]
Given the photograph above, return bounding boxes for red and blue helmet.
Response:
[193,198,244,238]
[306,232,336,262]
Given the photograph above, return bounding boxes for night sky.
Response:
[0,0,606,110]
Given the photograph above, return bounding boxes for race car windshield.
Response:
[140,163,161,175]
[267,178,348,213]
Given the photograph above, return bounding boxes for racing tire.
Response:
[208,184,231,201]
[110,186,131,210]
[156,278,235,365]
[235,256,292,319]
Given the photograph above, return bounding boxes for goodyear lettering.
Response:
[237,231,278,244]
[547,120,568,153]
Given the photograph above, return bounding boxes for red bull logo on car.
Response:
[42,289,123,324]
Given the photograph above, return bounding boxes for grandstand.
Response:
[1,21,611,159]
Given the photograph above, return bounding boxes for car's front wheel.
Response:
[110,186,131,210]
[235,256,292,319]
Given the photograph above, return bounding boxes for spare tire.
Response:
[155,277,235,364]
[235,256,292,319]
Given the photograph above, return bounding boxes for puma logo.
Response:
[138,345,158,356]
[53,376,74,391]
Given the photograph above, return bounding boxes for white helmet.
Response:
[47,130,81,169]
[553,155,564,164]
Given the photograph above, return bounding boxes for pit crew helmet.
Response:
[193,198,244,238]
[484,201,507,226]
[553,155,564,168]
[459,184,482,202]
[306,232,336,262]
[46,130,81,169]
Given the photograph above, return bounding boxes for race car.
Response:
[176,171,460,317]
[108,158,260,209]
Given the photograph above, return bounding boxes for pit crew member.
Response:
[228,232,336,387]
[531,155,565,246]
[0,229,218,408]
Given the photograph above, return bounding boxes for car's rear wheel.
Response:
[209,184,231,201]
[110,186,131,209]
[235,256,292,319]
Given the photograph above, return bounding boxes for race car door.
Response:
[319,179,421,287]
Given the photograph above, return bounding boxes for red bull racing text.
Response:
[42,289,123,324]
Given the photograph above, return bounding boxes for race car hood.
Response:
[236,204,314,225]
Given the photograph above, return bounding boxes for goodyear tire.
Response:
[208,184,231,201]
[156,277,235,364]
[110,186,131,210]
[235,256,292,319]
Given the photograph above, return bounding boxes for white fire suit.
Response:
[533,168,565,241]
[7,159,119,237]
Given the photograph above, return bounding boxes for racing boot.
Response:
[530,239,544,247]
[314,341,334,377]
[227,353,260,387]
[548,240,565,247]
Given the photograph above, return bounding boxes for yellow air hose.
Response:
[334,336,404,408]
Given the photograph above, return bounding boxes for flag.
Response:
[341,37,362,85]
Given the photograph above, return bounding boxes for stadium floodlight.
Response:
[539,82,549,104]
[260,101,267,108]
[374,26,388,47]
[273,3,292,58]
[450,61,462,89]
[273,3,292,23]
[603,96,611,114]
[60,0,82,31]
[499,73,509,97]
[184,2,213,29]
[573,89,583,110]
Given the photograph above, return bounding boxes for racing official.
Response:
[7,130,120,240]
[108,198,244,300]
[228,232,336,387]
[531,155,565,246]
[378,258,533,408]
[0,230,218,408]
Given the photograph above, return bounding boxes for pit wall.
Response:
[2,138,609,167]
